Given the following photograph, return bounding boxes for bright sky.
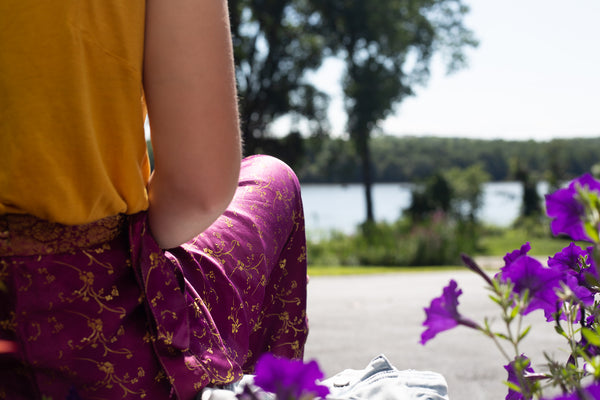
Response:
[301,0,600,142]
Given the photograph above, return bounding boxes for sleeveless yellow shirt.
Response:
[0,0,150,225]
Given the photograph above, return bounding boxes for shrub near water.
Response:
[307,212,478,267]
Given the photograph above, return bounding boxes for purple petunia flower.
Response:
[585,245,599,280]
[500,243,596,321]
[548,242,587,274]
[420,280,480,345]
[548,243,595,305]
[504,242,532,266]
[498,250,563,321]
[253,353,329,400]
[542,382,600,400]
[504,355,536,400]
[545,173,600,242]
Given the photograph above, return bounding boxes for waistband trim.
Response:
[0,214,125,257]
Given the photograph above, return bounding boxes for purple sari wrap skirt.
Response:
[0,155,309,400]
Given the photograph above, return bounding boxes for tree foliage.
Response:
[511,158,543,220]
[229,0,330,154]
[290,135,600,184]
[444,163,491,221]
[405,163,489,224]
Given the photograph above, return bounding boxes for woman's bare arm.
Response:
[143,0,241,249]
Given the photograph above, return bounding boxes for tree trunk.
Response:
[240,108,259,156]
[241,121,255,156]
[358,132,374,223]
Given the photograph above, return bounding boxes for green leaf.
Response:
[483,317,491,330]
[488,295,501,306]
[582,327,600,347]
[518,325,532,342]
[589,356,600,378]
[503,381,522,393]
[554,325,567,338]
[510,305,520,320]
[584,272,600,289]
[585,222,600,243]
[492,278,502,293]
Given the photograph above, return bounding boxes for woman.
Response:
[0,0,308,399]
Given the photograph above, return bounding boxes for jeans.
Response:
[199,355,449,400]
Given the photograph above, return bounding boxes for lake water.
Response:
[300,181,550,238]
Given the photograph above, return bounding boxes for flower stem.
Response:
[484,328,512,362]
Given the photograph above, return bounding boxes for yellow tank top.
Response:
[0,0,150,225]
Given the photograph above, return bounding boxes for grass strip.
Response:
[307,265,463,276]
[478,229,586,256]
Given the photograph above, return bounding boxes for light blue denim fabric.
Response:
[322,355,448,400]
[199,375,274,400]
[199,355,449,400]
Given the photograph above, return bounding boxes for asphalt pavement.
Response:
[303,270,565,400]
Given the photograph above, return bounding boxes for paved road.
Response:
[303,270,564,400]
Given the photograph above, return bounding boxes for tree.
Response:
[406,172,453,222]
[445,163,491,222]
[512,158,542,218]
[309,0,478,222]
[229,0,330,155]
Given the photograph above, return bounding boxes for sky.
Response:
[296,0,600,142]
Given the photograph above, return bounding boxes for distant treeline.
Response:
[269,135,600,184]
[147,134,600,184]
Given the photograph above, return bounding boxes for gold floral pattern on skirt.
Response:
[0,155,308,400]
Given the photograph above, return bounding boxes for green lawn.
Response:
[477,228,586,256]
[307,265,462,276]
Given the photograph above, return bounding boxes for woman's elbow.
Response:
[186,155,240,216]
[206,161,239,217]
[146,155,240,248]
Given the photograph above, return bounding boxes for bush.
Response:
[307,213,479,267]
